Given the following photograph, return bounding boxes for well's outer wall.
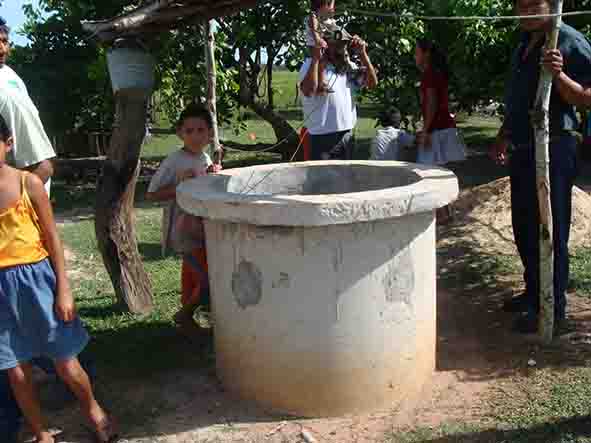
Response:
[204,210,436,417]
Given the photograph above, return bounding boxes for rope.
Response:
[339,8,591,21]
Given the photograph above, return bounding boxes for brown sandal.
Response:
[93,416,119,443]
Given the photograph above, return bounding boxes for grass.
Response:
[60,209,215,380]
[569,248,591,296]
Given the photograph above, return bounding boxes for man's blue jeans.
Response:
[509,135,578,320]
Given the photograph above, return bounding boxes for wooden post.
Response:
[95,87,154,315]
[533,0,563,343]
[204,20,223,164]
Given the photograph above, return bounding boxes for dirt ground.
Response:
[38,285,591,443]
[37,179,591,443]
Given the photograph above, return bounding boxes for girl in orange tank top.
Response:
[0,116,117,442]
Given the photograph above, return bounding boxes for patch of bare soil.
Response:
[40,286,557,443]
[445,177,591,255]
[38,180,591,443]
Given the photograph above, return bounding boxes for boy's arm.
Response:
[26,173,76,322]
[146,156,185,202]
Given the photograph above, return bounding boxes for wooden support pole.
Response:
[95,87,154,315]
[204,20,223,164]
[533,0,563,343]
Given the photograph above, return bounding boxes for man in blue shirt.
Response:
[491,0,591,334]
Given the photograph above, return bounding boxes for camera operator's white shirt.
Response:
[298,59,359,136]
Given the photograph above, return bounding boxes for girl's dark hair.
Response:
[311,0,333,12]
[176,104,213,130]
[0,17,10,36]
[417,39,449,77]
[0,113,10,142]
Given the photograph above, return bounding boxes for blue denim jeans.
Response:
[509,135,578,319]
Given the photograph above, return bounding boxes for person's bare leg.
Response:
[7,363,54,443]
[54,358,108,432]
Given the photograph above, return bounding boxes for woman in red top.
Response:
[415,39,465,223]
[415,39,465,166]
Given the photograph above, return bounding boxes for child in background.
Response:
[414,39,465,166]
[0,115,116,443]
[370,106,415,161]
[146,105,221,338]
[305,0,355,94]
[415,38,465,223]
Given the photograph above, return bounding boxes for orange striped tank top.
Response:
[0,172,49,268]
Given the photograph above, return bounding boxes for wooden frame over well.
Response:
[82,0,259,42]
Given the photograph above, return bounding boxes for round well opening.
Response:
[225,164,422,196]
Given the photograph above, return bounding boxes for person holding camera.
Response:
[299,27,377,160]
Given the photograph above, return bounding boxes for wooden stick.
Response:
[82,0,258,42]
[82,0,172,34]
[532,0,563,343]
[203,20,222,163]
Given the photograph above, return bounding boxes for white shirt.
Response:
[298,58,359,136]
[0,65,56,195]
[371,127,415,161]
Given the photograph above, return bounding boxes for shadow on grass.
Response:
[78,304,123,319]
[400,415,591,443]
[85,318,214,380]
[138,242,165,262]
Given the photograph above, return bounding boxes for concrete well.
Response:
[177,161,458,417]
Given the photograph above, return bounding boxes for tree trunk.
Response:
[237,49,297,160]
[266,48,274,110]
[533,0,563,343]
[204,20,222,163]
[95,88,153,315]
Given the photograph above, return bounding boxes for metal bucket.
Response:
[107,43,155,92]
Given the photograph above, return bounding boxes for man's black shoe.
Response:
[502,293,530,313]
[513,313,570,336]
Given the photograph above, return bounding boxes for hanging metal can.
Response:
[107,38,155,93]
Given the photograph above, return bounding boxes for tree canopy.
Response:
[8,0,591,154]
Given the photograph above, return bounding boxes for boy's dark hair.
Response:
[0,113,10,142]
[176,104,213,130]
[311,0,333,12]
[378,106,402,128]
[0,17,10,36]
[417,38,449,77]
